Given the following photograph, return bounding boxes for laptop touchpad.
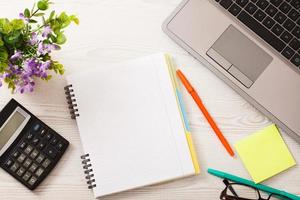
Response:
[206,25,272,88]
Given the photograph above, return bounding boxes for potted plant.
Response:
[0,0,79,93]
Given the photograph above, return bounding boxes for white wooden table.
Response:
[0,0,299,199]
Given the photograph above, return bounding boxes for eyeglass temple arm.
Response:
[223,179,239,197]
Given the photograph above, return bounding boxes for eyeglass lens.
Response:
[221,180,292,200]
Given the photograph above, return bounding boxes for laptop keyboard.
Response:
[216,0,300,68]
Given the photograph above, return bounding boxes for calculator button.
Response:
[23,158,32,168]
[32,123,41,132]
[30,149,39,159]
[5,159,13,167]
[10,162,19,172]
[28,176,38,186]
[32,137,40,146]
[19,141,27,150]
[35,167,44,177]
[36,154,45,163]
[45,146,57,159]
[24,145,33,154]
[12,151,20,159]
[56,141,65,151]
[45,132,52,141]
[16,167,26,177]
[26,132,34,141]
[42,159,51,168]
[50,137,58,145]
[37,141,47,150]
[28,163,38,173]
[22,172,31,182]
[39,128,47,137]
[17,153,26,163]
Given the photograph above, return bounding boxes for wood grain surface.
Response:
[0,0,299,199]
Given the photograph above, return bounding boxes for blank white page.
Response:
[67,54,195,198]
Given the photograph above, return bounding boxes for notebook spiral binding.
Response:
[81,154,97,189]
[64,84,80,119]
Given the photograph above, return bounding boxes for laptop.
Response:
[162,0,300,143]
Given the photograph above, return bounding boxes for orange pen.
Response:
[176,69,235,157]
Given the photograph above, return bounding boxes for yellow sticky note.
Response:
[235,124,296,183]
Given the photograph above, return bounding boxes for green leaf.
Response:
[0,38,3,46]
[0,47,8,71]
[3,31,21,45]
[24,8,30,18]
[46,11,55,24]
[0,64,5,72]
[50,20,61,34]
[58,12,68,21]
[59,69,65,75]
[52,61,65,75]
[2,23,13,34]
[50,34,57,43]
[37,0,49,11]
[49,11,55,20]
[6,79,16,92]
[10,19,25,30]
[29,19,38,23]
[34,13,45,17]
[56,32,66,44]
[0,18,12,34]
[58,12,71,29]
[70,15,79,25]
[0,48,8,60]
[53,27,61,35]
[0,61,8,72]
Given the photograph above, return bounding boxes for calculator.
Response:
[0,99,69,190]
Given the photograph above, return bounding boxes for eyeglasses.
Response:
[220,179,292,200]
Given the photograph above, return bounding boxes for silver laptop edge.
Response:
[162,0,300,143]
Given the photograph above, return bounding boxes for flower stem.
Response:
[30,9,40,18]
[33,23,47,32]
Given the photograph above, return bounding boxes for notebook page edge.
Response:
[151,53,195,175]
[164,53,200,174]
[94,169,196,198]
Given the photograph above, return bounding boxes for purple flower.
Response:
[19,13,24,19]
[40,61,51,77]
[38,43,57,55]
[52,44,60,50]
[16,81,35,94]
[22,58,51,79]
[40,60,51,70]
[42,26,52,38]
[24,58,39,69]
[38,43,48,55]
[8,64,22,76]
[3,72,9,78]
[19,13,29,23]
[23,58,38,75]
[10,51,22,62]
[29,32,39,45]
[14,58,39,94]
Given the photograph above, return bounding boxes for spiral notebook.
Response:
[64,54,200,198]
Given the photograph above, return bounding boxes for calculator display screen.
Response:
[0,111,26,151]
